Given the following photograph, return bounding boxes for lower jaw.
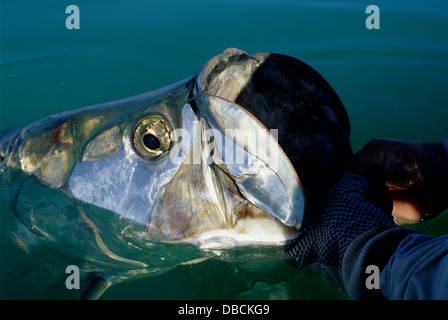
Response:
[179,216,299,249]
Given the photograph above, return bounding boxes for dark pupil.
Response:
[143,134,161,150]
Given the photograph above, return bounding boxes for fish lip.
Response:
[195,48,263,99]
[194,197,301,250]
[174,226,300,250]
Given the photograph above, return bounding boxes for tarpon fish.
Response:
[0,48,351,299]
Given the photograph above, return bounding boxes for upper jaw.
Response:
[195,48,262,102]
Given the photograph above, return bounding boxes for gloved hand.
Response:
[283,172,403,296]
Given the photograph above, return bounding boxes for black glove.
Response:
[283,172,417,299]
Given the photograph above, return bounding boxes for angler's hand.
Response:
[347,138,448,225]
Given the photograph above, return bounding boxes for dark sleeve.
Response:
[340,226,421,299]
[381,233,448,299]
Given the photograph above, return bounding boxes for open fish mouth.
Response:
[143,49,306,247]
[148,94,304,248]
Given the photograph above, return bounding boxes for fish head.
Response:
[2,52,304,251]
[3,48,351,253]
[67,84,304,248]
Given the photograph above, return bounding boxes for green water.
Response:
[1,0,447,299]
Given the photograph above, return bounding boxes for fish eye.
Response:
[143,133,161,151]
[133,115,172,159]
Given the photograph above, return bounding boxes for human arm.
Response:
[283,138,448,299]
[283,172,419,299]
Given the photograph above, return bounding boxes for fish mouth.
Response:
[149,49,305,248]
[150,106,303,248]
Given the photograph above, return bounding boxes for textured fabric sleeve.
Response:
[380,233,448,299]
[341,226,419,299]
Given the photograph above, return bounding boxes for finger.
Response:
[382,142,426,190]
[348,139,426,190]
[391,191,425,225]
